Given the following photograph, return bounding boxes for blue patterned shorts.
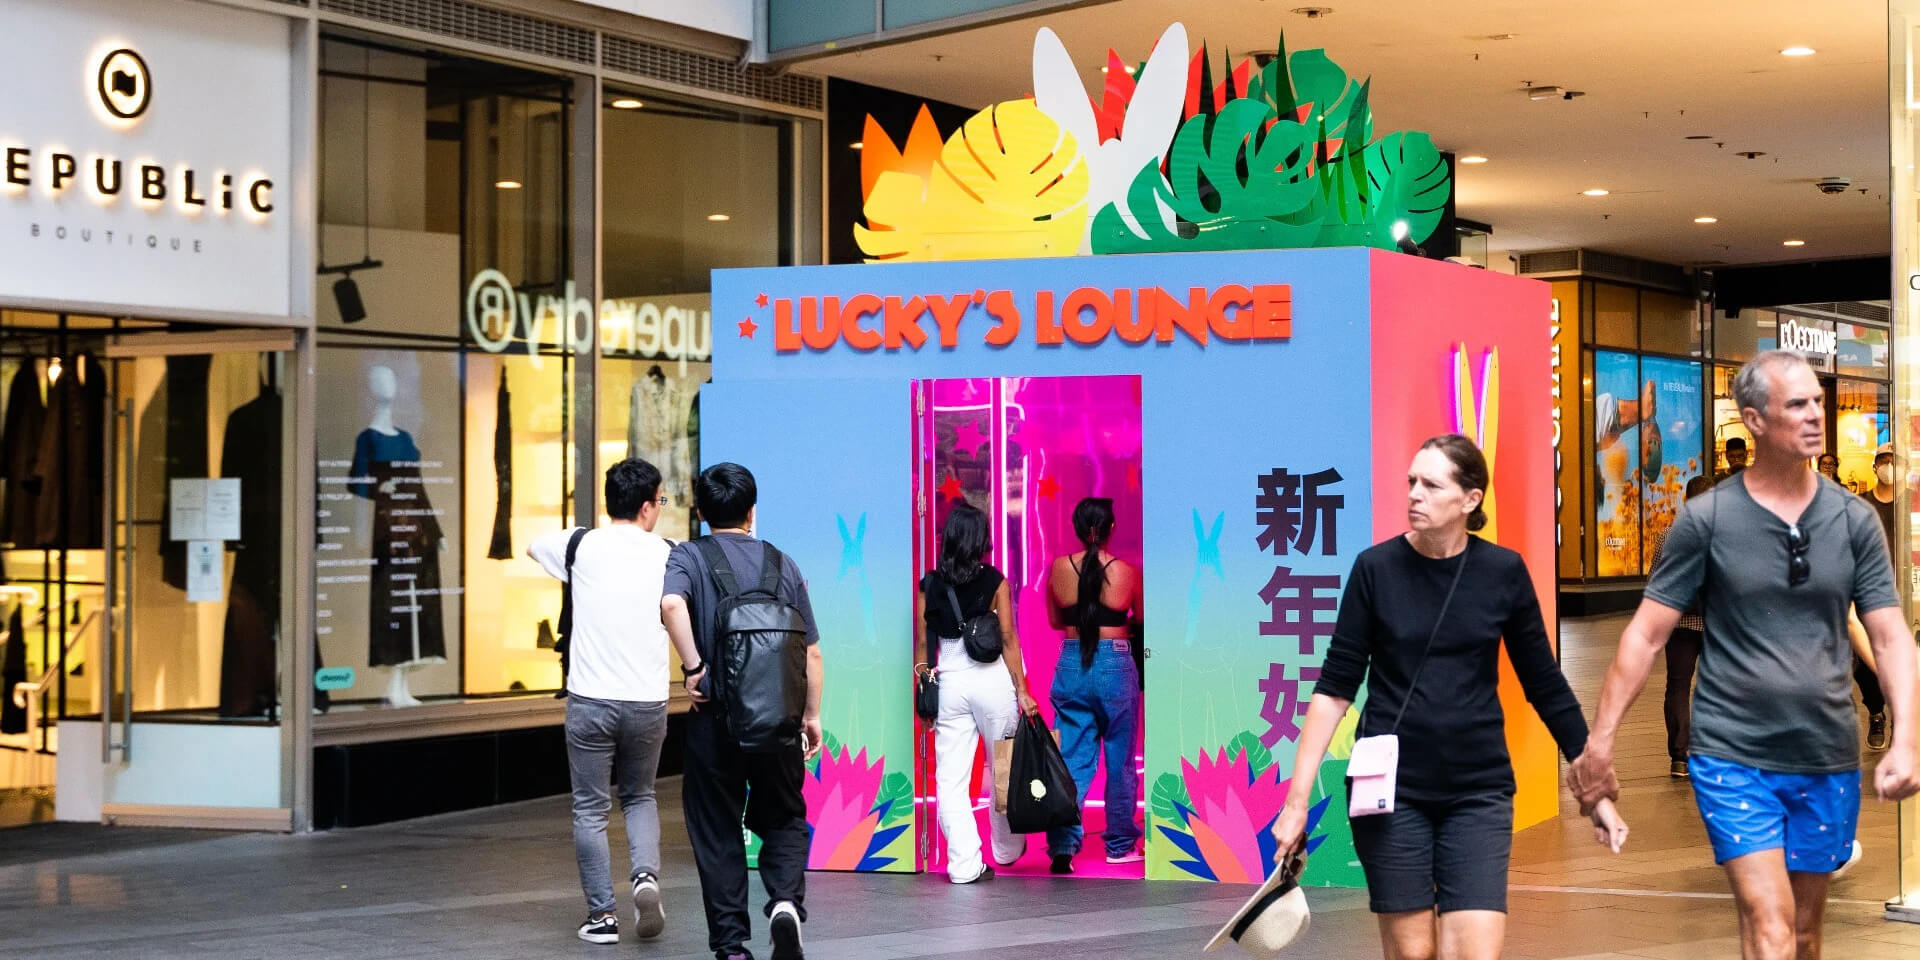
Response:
[1690,754,1858,872]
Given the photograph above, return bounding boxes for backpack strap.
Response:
[758,542,784,596]
[695,537,741,599]
[557,527,589,641]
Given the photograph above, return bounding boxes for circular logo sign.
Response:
[97,48,151,120]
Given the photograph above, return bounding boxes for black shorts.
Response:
[1348,790,1514,914]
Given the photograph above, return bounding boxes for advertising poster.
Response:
[1593,351,1642,576]
[1638,357,1703,570]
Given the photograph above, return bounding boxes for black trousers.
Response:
[1664,627,1703,762]
[682,709,810,959]
[1855,653,1886,715]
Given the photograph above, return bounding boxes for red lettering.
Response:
[926,294,970,348]
[840,294,883,351]
[1061,287,1112,345]
[1112,288,1150,343]
[1209,285,1255,340]
[1252,284,1291,340]
[982,290,1022,346]
[803,296,840,351]
[1153,286,1209,345]
[774,298,802,353]
[1034,290,1062,345]
[883,295,928,350]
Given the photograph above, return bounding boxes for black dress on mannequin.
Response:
[31,354,105,549]
[486,370,512,560]
[217,385,281,718]
[350,428,447,667]
[0,363,45,547]
[1,606,25,734]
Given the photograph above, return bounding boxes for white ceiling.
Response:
[801,0,1891,267]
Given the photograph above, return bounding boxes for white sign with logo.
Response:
[1778,317,1838,357]
[465,270,713,374]
[1,0,292,318]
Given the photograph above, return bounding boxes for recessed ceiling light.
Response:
[609,98,644,110]
[707,213,731,222]
[1582,188,1609,196]
[849,141,864,150]
[1783,239,1806,246]
[494,179,523,190]
[1694,216,1718,224]
[1460,155,1489,164]
[1781,46,1816,57]
[1100,65,1138,75]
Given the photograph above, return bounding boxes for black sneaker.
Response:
[1869,713,1889,751]
[1670,760,1690,779]
[632,872,665,940]
[769,901,804,960]
[1049,853,1074,875]
[577,914,618,945]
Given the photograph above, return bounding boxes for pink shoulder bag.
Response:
[1348,548,1468,818]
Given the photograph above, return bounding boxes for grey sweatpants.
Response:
[566,694,668,916]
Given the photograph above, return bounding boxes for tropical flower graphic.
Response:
[1152,733,1331,883]
[801,734,914,872]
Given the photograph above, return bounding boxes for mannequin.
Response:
[351,364,448,707]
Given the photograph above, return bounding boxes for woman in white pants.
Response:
[917,503,1039,883]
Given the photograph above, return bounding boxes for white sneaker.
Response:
[1105,849,1144,865]
[1833,839,1864,879]
[631,873,665,940]
[769,900,804,959]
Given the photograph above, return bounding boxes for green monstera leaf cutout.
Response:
[876,771,914,825]
[1149,771,1192,828]
[1314,130,1449,249]
[1091,100,1323,253]
[1224,730,1276,779]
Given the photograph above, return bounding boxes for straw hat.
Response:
[1205,855,1309,956]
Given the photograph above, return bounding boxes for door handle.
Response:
[119,398,134,762]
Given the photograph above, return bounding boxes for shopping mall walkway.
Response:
[0,615,1915,960]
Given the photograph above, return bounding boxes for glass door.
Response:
[64,331,295,829]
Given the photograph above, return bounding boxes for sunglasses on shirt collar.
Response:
[1786,523,1810,588]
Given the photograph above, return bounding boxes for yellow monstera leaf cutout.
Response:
[856,99,1089,262]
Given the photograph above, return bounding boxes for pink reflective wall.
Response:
[914,375,1145,879]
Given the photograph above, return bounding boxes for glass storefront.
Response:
[1887,0,1920,918]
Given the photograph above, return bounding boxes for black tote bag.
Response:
[1005,712,1082,834]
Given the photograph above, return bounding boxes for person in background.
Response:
[1274,434,1623,960]
[1718,436,1749,483]
[1816,453,1839,484]
[918,503,1039,884]
[1044,497,1144,873]
[663,463,824,960]
[1649,474,1713,779]
[1572,350,1918,960]
[528,458,672,946]
[1850,442,1899,751]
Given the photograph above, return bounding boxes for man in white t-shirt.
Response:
[529,458,673,947]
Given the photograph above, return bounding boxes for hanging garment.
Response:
[0,363,45,547]
[217,389,281,718]
[351,428,448,668]
[161,355,212,591]
[31,355,106,549]
[1,606,25,734]
[486,370,512,560]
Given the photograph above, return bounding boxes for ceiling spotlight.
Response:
[1582,188,1610,196]
[609,98,644,110]
[1291,6,1334,18]
[1459,155,1489,164]
[494,179,523,190]
[1694,216,1718,224]
[1783,239,1806,246]
[1781,46,1816,57]
[707,213,731,222]
[1526,85,1564,101]
[850,141,864,150]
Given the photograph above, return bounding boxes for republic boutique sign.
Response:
[0,0,293,318]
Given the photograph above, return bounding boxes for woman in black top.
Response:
[917,503,1037,884]
[1272,434,1626,959]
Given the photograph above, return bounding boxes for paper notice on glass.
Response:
[186,540,223,603]
[205,478,241,541]
[169,478,207,541]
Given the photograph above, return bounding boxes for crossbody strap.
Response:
[1384,543,1470,737]
[558,527,588,638]
[943,581,967,635]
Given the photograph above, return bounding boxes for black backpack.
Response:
[696,539,809,752]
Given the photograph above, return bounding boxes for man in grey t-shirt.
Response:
[1570,350,1917,960]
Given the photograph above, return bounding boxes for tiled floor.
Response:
[0,614,1911,959]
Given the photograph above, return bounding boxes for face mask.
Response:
[1878,464,1895,485]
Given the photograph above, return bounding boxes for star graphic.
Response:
[1126,463,1141,492]
[737,316,758,339]
[953,419,987,454]
[1038,475,1062,499]
[755,293,769,308]
[938,474,964,501]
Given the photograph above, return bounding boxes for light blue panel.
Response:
[883,0,1050,29]
[768,0,876,52]
[110,723,281,809]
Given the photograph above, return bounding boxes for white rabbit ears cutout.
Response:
[1032,23,1189,254]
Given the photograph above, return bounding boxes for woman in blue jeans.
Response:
[1044,497,1143,873]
